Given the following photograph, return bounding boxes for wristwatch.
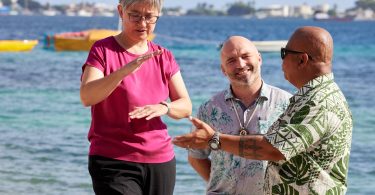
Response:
[208,131,221,150]
[159,101,170,114]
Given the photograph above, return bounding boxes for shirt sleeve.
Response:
[265,101,329,161]
[82,41,105,74]
[188,104,211,159]
[163,49,180,80]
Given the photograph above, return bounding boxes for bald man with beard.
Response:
[187,36,291,195]
[174,26,353,194]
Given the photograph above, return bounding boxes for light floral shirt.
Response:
[189,82,291,195]
[265,73,353,194]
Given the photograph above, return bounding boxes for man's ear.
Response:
[258,53,262,67]
[298,53,309,69]
[221,64,227,76]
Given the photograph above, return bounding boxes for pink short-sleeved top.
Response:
[82,36,180,163]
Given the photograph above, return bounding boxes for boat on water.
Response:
[217,40,287,53]
[253,40,287,52]
[44,29,155,51]
[45,29,120,51]
[0,40,38,52]
[313,12,354,22]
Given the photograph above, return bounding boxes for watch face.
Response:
[209,132,220,150]
[209,140,219,150]
[209,142,217,149]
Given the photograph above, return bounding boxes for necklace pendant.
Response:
[239,128,247,136]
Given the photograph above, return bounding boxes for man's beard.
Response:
[229,68,260,87]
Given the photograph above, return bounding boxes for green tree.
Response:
[227,1,255,16]
[186,3,225,16]
[2,0,42,10]
[328,4,337,16]
[355,0,375,11]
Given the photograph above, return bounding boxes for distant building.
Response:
[0,0,11,15]
[41,2,60,16]
[347,8,375,21]
[93,3,116,17]
[9,0,20,15]
[315,3,330,13]
[162,7,185,16]
[256,5,289,18]
[0,6,10,15]
[293,4,313,18]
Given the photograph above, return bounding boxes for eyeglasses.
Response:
[127,13,159,24]
[281,47,313,60]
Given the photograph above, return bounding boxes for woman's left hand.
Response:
[129,103,168,120]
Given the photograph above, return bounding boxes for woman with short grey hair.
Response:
[80,0,192,194]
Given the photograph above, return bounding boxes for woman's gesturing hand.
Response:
[129,103,169,120]
[125,49,163,74]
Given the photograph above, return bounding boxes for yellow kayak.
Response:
[0,40,39,52]
[45,29,155,51]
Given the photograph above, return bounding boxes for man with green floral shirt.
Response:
[173,26,353,195]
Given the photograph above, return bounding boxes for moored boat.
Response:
[313,12,354,22]
[253,40,287,52]
[44,29,155,51]
[45,29,120,51]
[0,40,38,52]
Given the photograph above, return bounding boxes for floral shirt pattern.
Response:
[265,74,353,195]
[189,82,291,195]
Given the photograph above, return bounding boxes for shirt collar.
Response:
[224,81,270,103]
[290,73,334,103]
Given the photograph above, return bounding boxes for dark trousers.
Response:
[88,155,176,195]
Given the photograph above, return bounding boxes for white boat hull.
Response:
[253,40,287,52]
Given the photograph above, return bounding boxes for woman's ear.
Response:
[117,4,124,19]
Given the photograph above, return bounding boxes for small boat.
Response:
[313,12,354,22]
[0,40,38,52]
[253,40,287,52]
[45,29,120,51]
[45,29,155,51]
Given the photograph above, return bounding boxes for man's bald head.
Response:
[220,36,258,60]
[288,26,333,65]
[219,36,263,89]
[282,26,334,88]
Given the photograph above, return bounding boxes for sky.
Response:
[42,0,357,11]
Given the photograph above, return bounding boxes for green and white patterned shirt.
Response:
[189,82,291,195]
[265,73,353,195]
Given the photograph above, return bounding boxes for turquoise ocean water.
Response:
[0,15,374,194]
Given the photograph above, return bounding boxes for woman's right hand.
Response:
[80,49,163,107]
[125,49,163,73]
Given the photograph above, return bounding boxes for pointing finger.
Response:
[189,117,205,129]
[152,49,163,56]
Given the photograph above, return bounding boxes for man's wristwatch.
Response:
[208,131,221,150]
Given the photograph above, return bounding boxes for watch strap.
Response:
[159,101,170,114]
[209,131,221,150]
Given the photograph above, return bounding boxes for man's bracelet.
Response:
[159,101,170,114]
